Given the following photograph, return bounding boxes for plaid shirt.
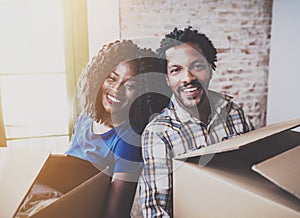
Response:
[139,91,253,217]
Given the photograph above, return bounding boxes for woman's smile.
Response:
[107,93,121,104]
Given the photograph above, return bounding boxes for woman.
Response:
[66,40,169,217]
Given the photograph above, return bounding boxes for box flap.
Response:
[33,155,103,194]
[175,118,300,159]
[13,154,105,217]
[0,147,50,218]
[31,168,110,218]
[252,145,300,199]
[173,157,300,217]
[172,130,300,213]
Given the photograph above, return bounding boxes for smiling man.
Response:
[139,27,254,217]
[165,42,212,122]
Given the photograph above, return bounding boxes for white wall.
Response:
[267,0,300,127]
[87,0,120,58]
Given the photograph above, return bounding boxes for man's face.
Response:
[165,42,212,110]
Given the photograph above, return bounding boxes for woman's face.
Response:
[101,61,139,114]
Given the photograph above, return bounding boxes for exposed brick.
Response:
[119,0,273,129]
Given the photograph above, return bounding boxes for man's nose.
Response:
[181,68,196,83]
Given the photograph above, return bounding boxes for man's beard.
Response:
[176,79,208,109]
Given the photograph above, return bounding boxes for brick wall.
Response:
[119,0,273,128]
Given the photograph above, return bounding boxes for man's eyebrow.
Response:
[191,59,207,65]
[167,63,181,68]
[191,58,209,67]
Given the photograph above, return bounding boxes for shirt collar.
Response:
[208,90,232,114]
[171,95,195,123]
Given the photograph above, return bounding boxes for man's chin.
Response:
[177,98,199,109]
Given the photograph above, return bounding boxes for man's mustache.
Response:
[181,80,203,89]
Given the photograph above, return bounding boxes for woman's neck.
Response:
[93,120,113,134]
[93,115,127,134]
[102,116,114,128]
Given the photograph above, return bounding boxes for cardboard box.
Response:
[173,118,300,218]
[0,149,110,218]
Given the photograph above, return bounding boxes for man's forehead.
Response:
[165,43,207,65]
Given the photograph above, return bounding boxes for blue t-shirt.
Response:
[66,113,143,177]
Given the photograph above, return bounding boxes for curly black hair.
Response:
[77,39,170,134]
[157,26,217,72]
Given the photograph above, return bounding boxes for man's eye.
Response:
[192,63,206,71]
[170,67,180,74]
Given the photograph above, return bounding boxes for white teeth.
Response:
[107,94,120,103]
[183,87,198,93]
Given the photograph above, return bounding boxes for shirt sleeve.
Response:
[114,156,143,180]
[139,129,173,218]
[65,113,86,159]
[113,137,143,181]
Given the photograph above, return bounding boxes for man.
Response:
[139,27,254,217]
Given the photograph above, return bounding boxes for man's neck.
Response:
[188,99,211,124]
[173,94,212,124]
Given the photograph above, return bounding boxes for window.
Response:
[0,0,89,153]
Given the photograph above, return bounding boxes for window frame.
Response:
[0,0,89,147]
[63,0,89,140]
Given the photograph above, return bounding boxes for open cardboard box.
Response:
[173,118,300,218]
[0,150,110,218]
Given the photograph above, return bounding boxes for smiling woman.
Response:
[64,40,169,218]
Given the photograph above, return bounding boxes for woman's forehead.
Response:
[112,61,139,78]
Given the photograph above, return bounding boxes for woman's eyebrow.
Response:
[125,77,138,83]
[110,71,119,77]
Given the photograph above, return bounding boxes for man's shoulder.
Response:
[224,97,245,113]
[210,91,244,113]
[209,91,249,120]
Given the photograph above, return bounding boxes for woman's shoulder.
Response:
[77,112,91,122]
[73,112,93,128]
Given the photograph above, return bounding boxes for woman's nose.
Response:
[112,82,125,95]
[112,81,122,92]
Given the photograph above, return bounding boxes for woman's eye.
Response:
[107,76,116,82]
[125,83,137,90]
